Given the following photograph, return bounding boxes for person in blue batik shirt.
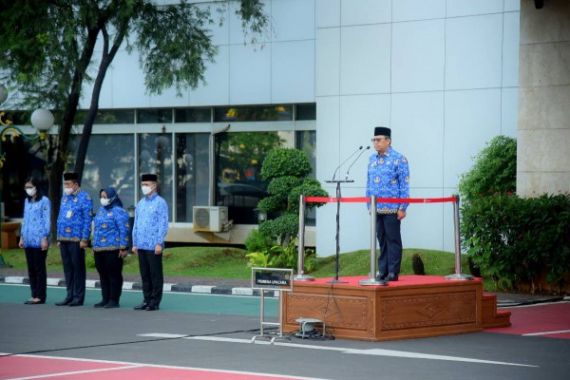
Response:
[19,177,51,305]
[56,172,93,306]
[132,173,169,311]
[92,187,129,309]
[366,126,410,284]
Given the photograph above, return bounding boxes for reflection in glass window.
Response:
[67,134,136,209]
[139,133,173,221]
[296,103,316,120]
[215,131,291,224]
[214,105,293,122]
[94,109,135,124]
[137,108,173,124]
[175,133,209,222]
[296,130,317,226]
[175,108,211,123]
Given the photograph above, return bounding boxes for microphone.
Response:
[331,146,363,181]
[345,146,370,180]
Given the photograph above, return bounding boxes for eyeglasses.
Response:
[371,137,388,142]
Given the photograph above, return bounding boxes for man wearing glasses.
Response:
[366,126,410,283]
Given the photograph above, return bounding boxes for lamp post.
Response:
[0,85,55,266]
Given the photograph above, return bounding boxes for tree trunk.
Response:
[48,28,100,241]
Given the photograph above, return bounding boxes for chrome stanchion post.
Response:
[360,196,384,286]
[446,194,473,280]
[294,194,313,281]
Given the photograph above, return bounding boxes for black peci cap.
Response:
[141,173,158,182]
[63,172,79,181]
[374,126,391,138]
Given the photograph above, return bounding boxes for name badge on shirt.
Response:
[66,210,73,219]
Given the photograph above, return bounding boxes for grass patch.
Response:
[1,246,468,280]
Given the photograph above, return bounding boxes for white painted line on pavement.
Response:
[137,333,187,338]
[191,285,214,293]
[523,329,570,336]
[185,336,538,368]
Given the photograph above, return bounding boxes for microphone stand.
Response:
[325,177,352,284]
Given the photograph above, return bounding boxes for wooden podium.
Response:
[282,275,510,341]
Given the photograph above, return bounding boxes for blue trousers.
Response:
[60,241,86,304]
[376,213,402,276]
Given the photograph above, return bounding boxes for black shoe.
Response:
[94,301,107,308]
[145,304,159,311]
[374,276,388,286]
[387,273,399,282]
[68,301,83,307]
[55,299,72,306]
[134,303,148,310]
[104,301,119,309]
[376,273,387,281]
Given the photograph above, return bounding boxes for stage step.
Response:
[482,293,511,328]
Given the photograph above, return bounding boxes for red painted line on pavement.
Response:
[486,302,570,339]
[0,354,321,380]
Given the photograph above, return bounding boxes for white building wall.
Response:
[315,0,520,255]
[80,0,316,109]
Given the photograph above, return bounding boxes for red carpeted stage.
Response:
[282,275,510,341]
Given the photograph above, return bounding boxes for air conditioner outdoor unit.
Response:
[192,206,228,232]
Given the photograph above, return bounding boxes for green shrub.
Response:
[459,135,516,203]
[260,148,312,180]
[462,193,570,292]
[258,212,298,245]
[244,229,273,253]
[246,241,317,271]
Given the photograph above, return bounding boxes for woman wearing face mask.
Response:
[92,187,129,308]
[19,177,51,305]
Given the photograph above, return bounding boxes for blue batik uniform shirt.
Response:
[57,189,93,241]
[93,205,129,251]
[132,193,169,251]
[21,196,51,248]
[366,147,410,213]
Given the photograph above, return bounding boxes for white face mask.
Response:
[63,187,74,196]
[141,185,153,196]
[25,187,37,197]
[100,198,110,207]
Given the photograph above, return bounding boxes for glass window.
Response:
[94,109,135,124]
[138,133,173,221]
[214,105,293,122]
[296,130,317,226]
[174,108,211,123]
[67,134,136,209]
[175,133,210,222]
[296,103,316,120]
[215,131,291,224]
[137,108,173,124]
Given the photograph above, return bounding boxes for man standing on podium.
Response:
[366,126,410,284]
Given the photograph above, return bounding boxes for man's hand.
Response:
[154,244,162,255]
[18,238,24,249]
[80,240,88,249]
[41,237,49,251]
[397,209,407,220]
[132,246,138,255]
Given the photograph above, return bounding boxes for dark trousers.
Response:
[94,250,124,304]
[60,241,86,304]
[138,250,163,307]
[25,247,47,301]
[376,213,403,276]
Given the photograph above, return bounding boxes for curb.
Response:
[0,276,277,297]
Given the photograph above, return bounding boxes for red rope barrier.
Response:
[304,196,457,204]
